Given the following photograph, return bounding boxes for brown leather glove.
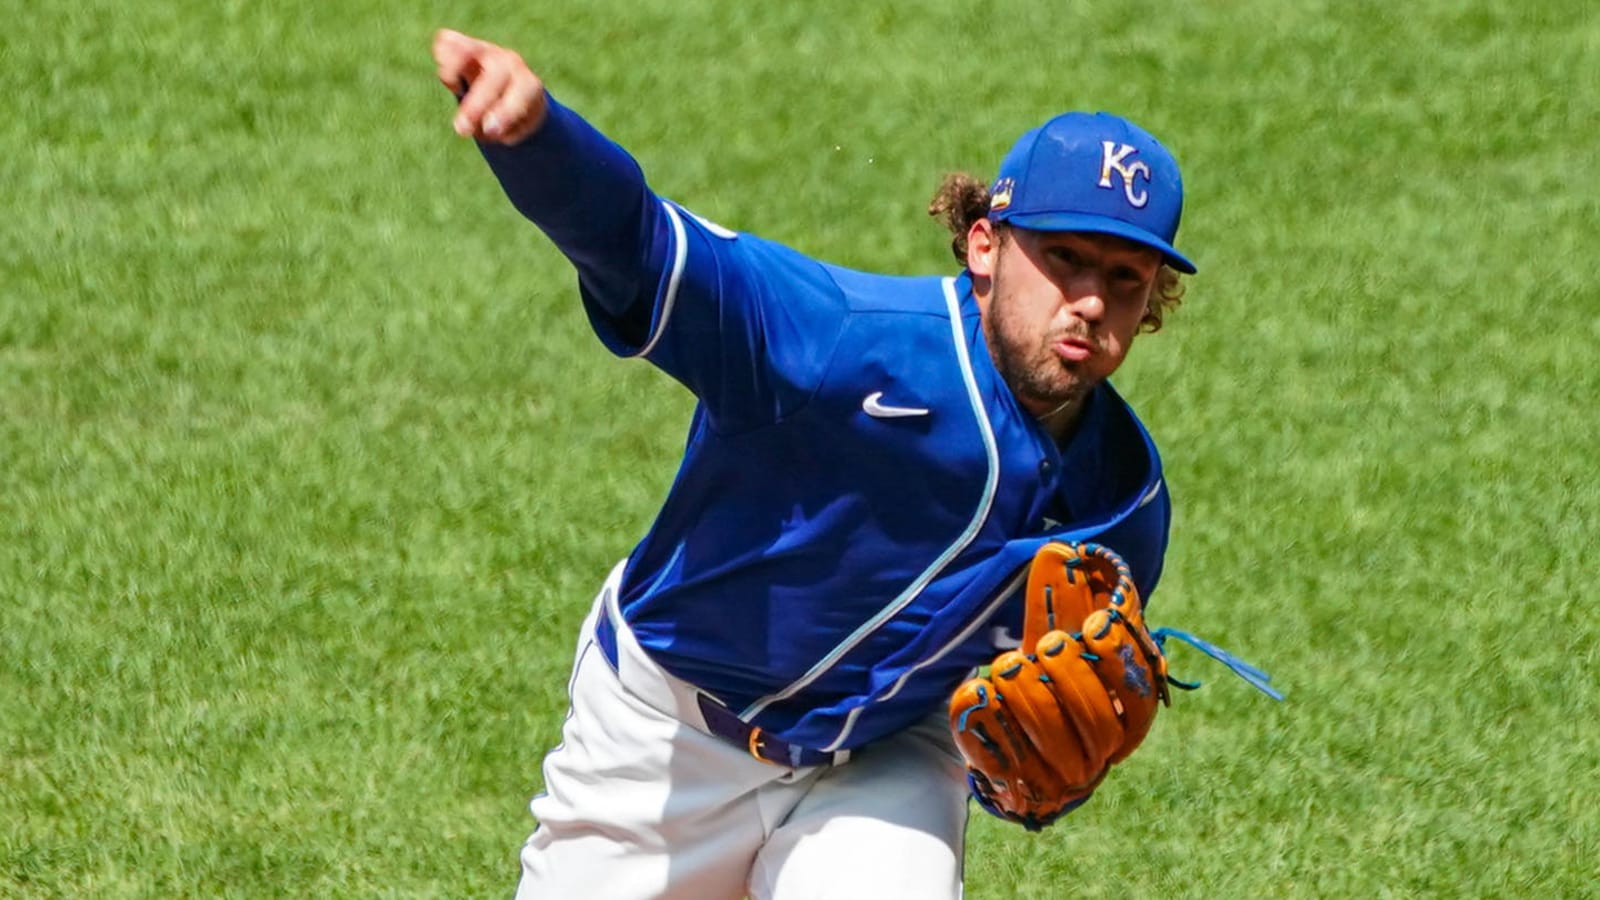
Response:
[949,541,1170,830]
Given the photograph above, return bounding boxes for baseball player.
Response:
[433,27,1272,900]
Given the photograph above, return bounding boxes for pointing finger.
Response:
[432,29,484,94]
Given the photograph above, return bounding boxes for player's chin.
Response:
[1030,380,1090,415]
[1047,364,1093,398]
[1058,357,1116,392]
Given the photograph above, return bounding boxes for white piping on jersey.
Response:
[1137,477,1164,509]
[633,201,689,359]
[741,276,1002,729]
[822,563,1031,751]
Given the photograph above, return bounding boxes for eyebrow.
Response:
[1039,232,1145,252]
[1053,237,1159,268]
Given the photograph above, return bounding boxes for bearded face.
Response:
[980,228,1160,421]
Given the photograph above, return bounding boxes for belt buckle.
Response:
[745,720,790,762]
[747,726,780,765]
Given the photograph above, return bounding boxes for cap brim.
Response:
[1000,211,1197,274]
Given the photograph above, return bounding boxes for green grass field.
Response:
[4,0,1597,896]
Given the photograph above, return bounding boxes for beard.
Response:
[984,292,1094,417]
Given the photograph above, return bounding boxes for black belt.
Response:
[594,608,841,768]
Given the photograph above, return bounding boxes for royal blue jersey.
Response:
[481,98,1172,752]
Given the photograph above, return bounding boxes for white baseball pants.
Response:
[515,562,970,899]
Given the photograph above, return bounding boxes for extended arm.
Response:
[432,28,848,432]
[433,29,662,343]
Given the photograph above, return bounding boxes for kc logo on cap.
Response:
[1098,142,1151,209]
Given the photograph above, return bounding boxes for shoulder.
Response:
[667,201,962,321]
[819,264,965,319]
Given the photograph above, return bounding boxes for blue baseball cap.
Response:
[988,111,1196,274]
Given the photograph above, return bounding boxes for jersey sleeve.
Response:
[476,97,847,434]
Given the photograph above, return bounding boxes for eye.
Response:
[1110,266,1150,289]
[1050,247,1082,268]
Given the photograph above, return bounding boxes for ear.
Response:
[966,218,1001,279]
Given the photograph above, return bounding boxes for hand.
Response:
[432,28,549,145]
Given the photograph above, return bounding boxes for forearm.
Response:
[477,96,665,324]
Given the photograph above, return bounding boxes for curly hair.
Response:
[927,173,1185,333]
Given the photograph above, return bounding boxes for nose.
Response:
[1062,272,1107,323]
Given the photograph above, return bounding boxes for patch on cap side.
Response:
[989,177,1015,212]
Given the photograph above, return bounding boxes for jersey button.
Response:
[1038,459,1054,480]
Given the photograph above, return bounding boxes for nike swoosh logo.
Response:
[862,391,929,419]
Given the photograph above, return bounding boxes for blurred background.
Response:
[3,0,1596,895]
